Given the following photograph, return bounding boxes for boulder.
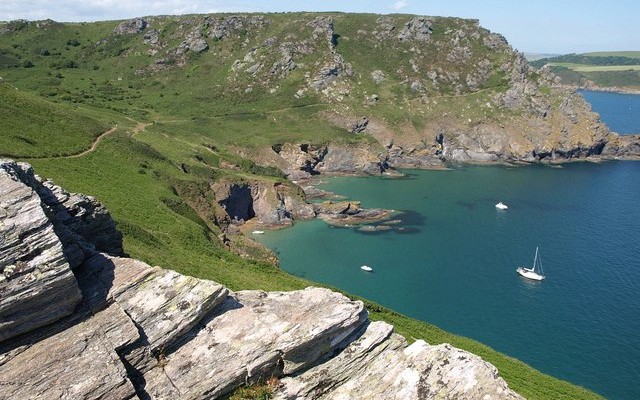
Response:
[143,288,367,399]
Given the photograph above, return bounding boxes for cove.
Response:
[256,162,640,400]
[579,90,640,134]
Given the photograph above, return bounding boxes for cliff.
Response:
[1,13,634,176]
[0,160,523,398]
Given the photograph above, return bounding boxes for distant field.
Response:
[583,51,640,59]
[548,62,640,72]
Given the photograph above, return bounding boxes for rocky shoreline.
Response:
[0,159,523,399]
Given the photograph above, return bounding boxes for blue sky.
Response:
[1,0,638,54]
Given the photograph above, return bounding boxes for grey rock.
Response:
[350,117,369,133]
[78,253,228,372]
[315,145,387,175]
[276,321,522,400]
[114,18,147,35]
[398,17,433,42]
[307,16,338,48]
[143,29,160,45]
[144,287,367,399]
[410,80,423,91]
[8,162,123,264]
[0,303,139,400]
[371,70,386,84]
[206,15,268,41]
[375,17,396,40]
[0,161,82,343]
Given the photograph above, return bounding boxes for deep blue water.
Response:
[257,163,640,399]
[579,90,640,134]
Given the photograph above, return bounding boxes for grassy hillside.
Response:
[0,14,603,399]
[530,51,640,89]
[0,81,111,157]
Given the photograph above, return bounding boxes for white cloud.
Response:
[392,0,408,11]
[0,0,253,22]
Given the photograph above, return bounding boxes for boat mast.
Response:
[532,247,539,272]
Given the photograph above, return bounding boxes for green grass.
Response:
[583,51,640,59]
[548,62,640,72]
[0,81,111,157]
[530,51,640,88]
[1,14,604,400]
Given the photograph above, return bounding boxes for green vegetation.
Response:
[581,51,640,59]
[0,81,111,157]
[530,52,640,89]
[0,14,602,399]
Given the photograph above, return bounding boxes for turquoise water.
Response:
[257,163,640,399]
[579,90,640,134]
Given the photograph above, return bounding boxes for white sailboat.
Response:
[517,247,545,281]
[495,202,508,210]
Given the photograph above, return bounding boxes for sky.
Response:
[1,0,638,54]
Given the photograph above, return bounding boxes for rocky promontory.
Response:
[0,161,523,399]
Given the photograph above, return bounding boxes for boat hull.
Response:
[516,267,545,281]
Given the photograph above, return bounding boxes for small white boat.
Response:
[360,265,373,272]
[495,202,508,210]
[252,230,265,234]
[517,247,545,281]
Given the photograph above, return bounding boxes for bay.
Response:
[257,162,640,400]
[579,89,640,134]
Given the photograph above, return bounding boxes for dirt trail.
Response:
[64,125,118,158]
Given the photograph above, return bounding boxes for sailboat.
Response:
[517,247,545,281]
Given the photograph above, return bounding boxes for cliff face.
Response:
[0,161,523,399]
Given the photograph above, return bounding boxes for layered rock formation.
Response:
[0,161,523,399]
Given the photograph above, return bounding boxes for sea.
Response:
[256,91,640,399]
[579,89,640,134]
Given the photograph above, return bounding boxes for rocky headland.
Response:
[0,160,524,398]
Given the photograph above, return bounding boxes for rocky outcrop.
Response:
[114,18,147,35]
[144,287,367,399]
[0,161,81,342]
[211,179,314,227]
[276,143,390,179]
[601,134,640,158]
[275,321,521,400]
[0,161,522,400]
[313,200,390,226]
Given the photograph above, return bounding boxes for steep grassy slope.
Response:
[0,81,111,157]
[0,14,606,399]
